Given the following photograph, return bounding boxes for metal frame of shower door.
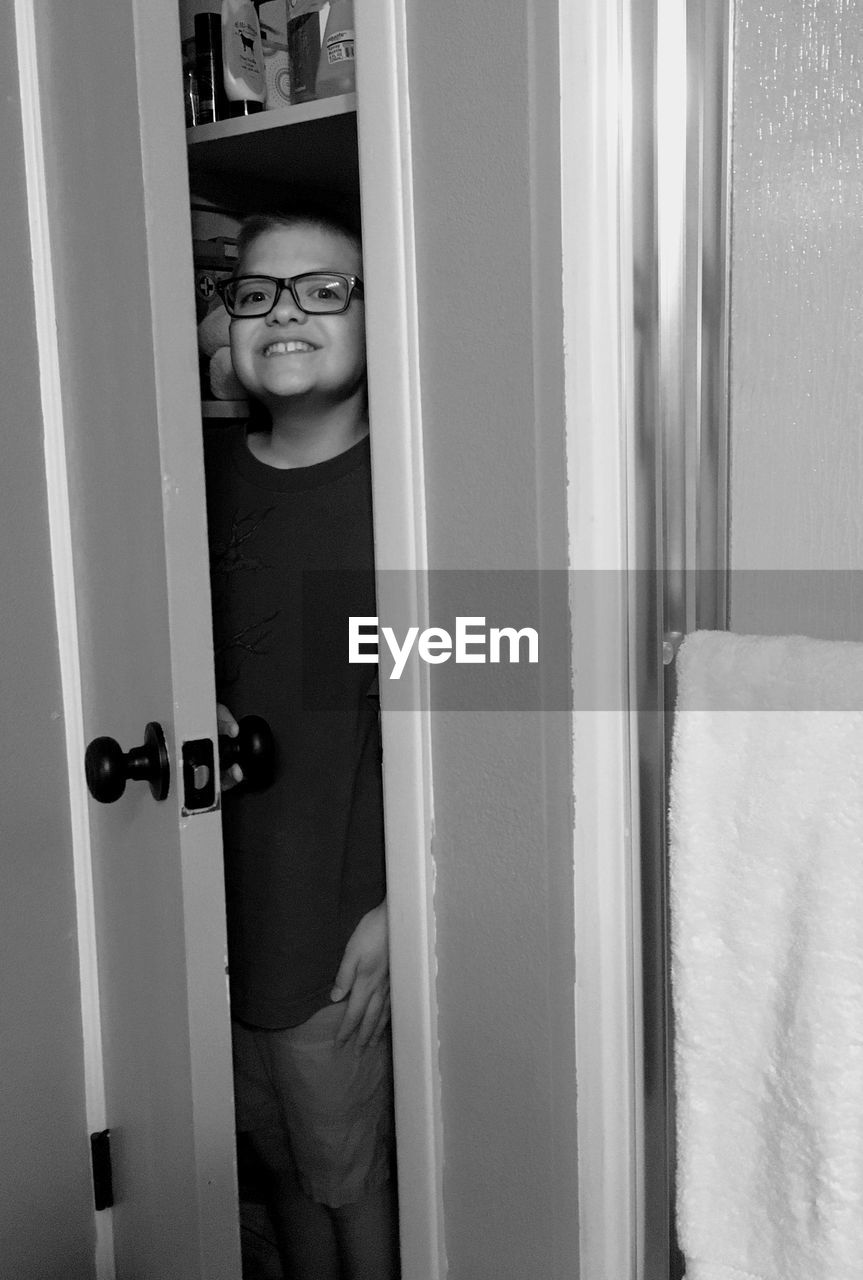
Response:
[563,0,732,1273]
[626,0,734,1277]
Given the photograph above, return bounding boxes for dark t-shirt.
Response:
[204,427,385,1028]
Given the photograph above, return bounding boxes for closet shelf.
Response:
[186,95,358,204]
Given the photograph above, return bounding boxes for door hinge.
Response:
[90,1129,114,1211]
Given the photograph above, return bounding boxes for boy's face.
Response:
[228,223,366,414]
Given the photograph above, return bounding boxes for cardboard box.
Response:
[259,0,292,109]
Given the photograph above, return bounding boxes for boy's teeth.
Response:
[265,340,314,355]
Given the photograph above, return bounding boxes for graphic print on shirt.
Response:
[210,505,279,689]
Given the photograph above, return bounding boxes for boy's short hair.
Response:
[235,200,363,267]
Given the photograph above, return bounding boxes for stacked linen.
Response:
[669,631,863,1280]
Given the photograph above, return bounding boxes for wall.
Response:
[405,4,578,1278]
[0,1,95,1271]
[728,0,863,637]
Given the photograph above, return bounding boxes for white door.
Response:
[2,3,100,1274]
[23,1,240,1275]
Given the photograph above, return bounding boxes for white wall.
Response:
[728,0,863,637]
[1,1,94,1270]
[405,4,578,1277]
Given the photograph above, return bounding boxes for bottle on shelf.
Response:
[182,38,200,127]
[287,0,328,104]
[221,0,266,116]
[315,0,355,98]
[195,11,229,123]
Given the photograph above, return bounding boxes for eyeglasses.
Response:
[216,272,364,318]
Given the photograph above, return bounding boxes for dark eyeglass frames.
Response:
[216,272,364,318]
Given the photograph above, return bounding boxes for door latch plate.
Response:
[182,738,218,814]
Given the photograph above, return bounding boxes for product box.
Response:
[286,0,330,104]
[259,0,291,109]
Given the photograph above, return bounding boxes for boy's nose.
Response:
[268,285,308,322]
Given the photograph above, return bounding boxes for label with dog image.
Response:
[222,0,265,102]
[228,21,264,86]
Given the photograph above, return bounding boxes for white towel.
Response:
[669,630,863,1280]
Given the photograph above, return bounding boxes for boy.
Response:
[204,205,398,1280]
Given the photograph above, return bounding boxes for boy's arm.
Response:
[330,900,390,1050]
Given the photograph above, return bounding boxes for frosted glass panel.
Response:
[729,0,863,633]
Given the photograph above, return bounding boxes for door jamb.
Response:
[354,8,446,1280]
[562,0,642,1275]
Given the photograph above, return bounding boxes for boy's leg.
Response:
[264,1003,400,1279]
[331,1181,401,1280]
[251,1130,342,1280]
[232,1020,341,1279]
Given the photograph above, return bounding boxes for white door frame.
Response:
[562,0,642,1275]
[354,6,446,1279]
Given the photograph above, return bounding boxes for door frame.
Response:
[562,0,641,1274]
[354,6,446,1279]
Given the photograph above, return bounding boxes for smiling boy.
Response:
[204,206,398,1280]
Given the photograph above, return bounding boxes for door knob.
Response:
[85,721,170,804]
[219,715,275,792]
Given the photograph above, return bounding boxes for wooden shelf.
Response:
[186,94,358,207]
[187,93,356,146]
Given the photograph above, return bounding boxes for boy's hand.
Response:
[331,900,390,1051]
[217,703,244,790]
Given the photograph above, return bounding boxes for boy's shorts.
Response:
[231,1002,395,1209]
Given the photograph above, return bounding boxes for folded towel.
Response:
[669,630,863,1280]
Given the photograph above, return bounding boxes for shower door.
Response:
[724,0,863,637]
[610,0,734,1276]
[649,0,863,1274]
[578,0,863,1272]
[564,0,732,1274]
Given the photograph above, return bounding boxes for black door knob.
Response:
[219,715,275,792]
[85,721,170,804]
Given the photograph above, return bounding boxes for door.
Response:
[2,3,98,1273]
[24,1,240,1275]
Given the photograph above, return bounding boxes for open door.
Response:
[23,1,240,1275]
